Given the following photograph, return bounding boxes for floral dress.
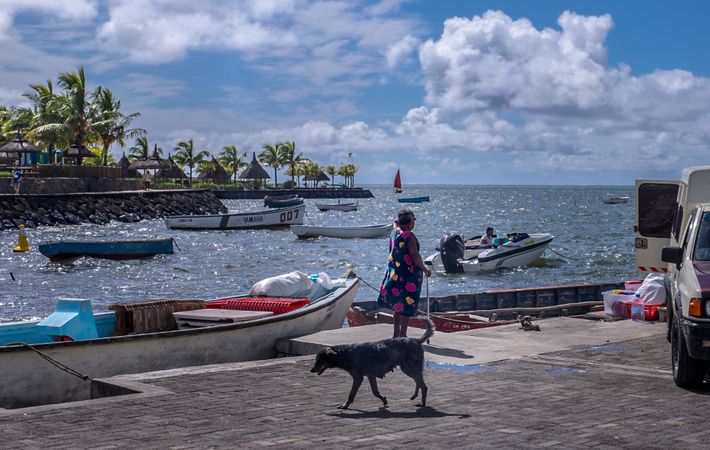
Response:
[377,229,423,317]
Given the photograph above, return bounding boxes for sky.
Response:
[1,0,710,185]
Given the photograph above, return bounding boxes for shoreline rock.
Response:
[0,190,227,230]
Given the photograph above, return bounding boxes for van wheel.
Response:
[671,316,705,387]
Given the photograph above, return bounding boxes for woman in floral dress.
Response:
[377,208,432,338]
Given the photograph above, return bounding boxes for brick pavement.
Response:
[2,334,710,449]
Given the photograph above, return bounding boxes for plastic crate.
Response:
[602,290,636,318]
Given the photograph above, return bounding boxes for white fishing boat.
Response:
[0,271,360,409]
[165,204,305,230]
[290,223,391,239]
[601,194,629,204]
[425,232,554,273]
[315,201,359,212]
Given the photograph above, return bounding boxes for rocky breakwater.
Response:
[0,190,227,230]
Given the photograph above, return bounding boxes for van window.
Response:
[694,213,710,261]
[638,183,679,238]
[672,205,684,242]
[682,208,697,253]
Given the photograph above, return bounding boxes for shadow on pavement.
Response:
[330,406,470,419]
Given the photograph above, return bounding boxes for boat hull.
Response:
[315,202,358,212]
[38,239,175,262]
[397,196,430,203]
[290,223,391,239]
[165,205,305,230]
[0,277,360,409]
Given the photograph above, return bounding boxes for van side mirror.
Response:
[662,246,683,269]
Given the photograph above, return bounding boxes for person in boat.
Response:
[377,208,432,338]
[479,227,496,246]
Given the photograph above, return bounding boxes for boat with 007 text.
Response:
[164,204,305,230]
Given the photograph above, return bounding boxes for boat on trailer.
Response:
[347,280,623,333]
[38,238,175,262]
[165,204,305,230]
[0,271,360,409]
[425,232,553,273]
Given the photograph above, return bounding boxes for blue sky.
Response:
[1,0,710,185]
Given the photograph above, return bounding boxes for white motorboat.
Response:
[291,223,391,239]
[425,232,554,273]
[315,201,359,212]
[165,204,305,230]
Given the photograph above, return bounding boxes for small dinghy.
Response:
[315,201,359,212]
[424,232,553,273]
[291,223,392,239]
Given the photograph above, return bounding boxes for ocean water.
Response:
[0,185,637,322]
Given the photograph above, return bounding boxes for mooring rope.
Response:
[10,342,92,382]
[548,246,584,261]
[357,276,381,294]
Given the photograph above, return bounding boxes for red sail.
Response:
[393,169,402,192]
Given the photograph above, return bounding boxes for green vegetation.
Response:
[0,68,360,189]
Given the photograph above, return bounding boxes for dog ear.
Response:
[325,347,337,357]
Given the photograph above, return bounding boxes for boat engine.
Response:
[439,234,464,273]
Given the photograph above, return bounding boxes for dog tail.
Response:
[416,316,435,343]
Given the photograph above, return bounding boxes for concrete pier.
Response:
[2,318,708,449]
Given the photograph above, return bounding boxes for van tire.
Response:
[671,316,705,387]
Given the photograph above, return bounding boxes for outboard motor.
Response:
[439,234,465,273]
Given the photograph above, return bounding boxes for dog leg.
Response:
[339,375,363,409]
[415,375,428,407]
[367,376,388,407]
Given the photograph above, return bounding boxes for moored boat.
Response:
[398,196,430,203]
[0,271,360,409]
[315,201,359,212]
[165,204,305,230]
[38,238,175,262]
[347,280,623,332]
[602,194,630,204]
[290,223,392,239]
[264,194,304,208]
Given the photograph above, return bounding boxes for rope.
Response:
[10,342,92,382]
[357,276,381,294]
[547,246,584,261]
[172,237,181,252]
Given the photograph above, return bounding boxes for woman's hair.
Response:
[397,208,415,226]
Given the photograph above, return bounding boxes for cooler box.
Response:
[173,309,273,328]
[602,290,636,318]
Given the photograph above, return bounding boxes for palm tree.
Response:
[174,139,209,188]
[302,161,321,188]
[128,136,150,161]
[325,165,337,189]
[23,80,68,164]
[279,141,304,187]
[218,144,247,187]
[57,66,95,148]
[338,163,358,188]
[92,87,144,165]
[259,143,287,188]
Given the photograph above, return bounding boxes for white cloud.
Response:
[386,34,420,69]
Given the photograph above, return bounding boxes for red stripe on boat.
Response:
[206,297,309,314]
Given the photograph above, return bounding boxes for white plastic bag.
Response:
[250,271,314,297]
[636,273,667,306]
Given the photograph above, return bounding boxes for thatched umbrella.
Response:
[155,155,187,181]
[238,152,270,188]
[305,169,330,188]
[62,141,94,166]
[0,132,40,165]
[128,144,164,171]
[198,157,230,184]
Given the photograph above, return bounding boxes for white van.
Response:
[636,166,710,387]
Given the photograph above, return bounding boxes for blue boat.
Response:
[397,195,430,203]
[38,238,175,262]
[264,194,304,208]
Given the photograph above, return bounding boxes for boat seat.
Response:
[109,299,206,335]
[35,298,98,342]
[206,297,309,315]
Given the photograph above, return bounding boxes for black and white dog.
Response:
[311,317,434,409]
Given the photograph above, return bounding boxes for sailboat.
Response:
[393,169,402,193]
